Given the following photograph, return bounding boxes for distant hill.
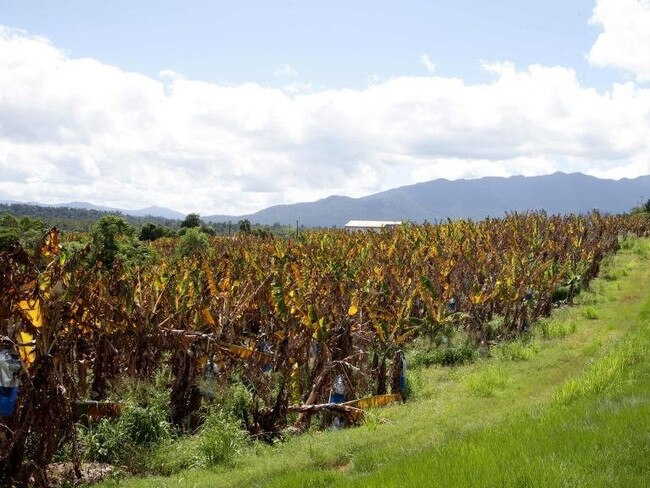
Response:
[53,202,185,220]
[125,206,185,220]
[205,172,650,227]
[0,203,181,232]
[0,200,184,220]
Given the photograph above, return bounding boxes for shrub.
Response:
[552,283,582,303]
[119,404,171,447]
[80,377,172,465]
[80,402,171,464]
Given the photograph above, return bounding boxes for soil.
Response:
[47,462,119,486]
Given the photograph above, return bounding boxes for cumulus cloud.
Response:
[282,81,312,94]
[588,0,650,81]
[0,15,649,215]
[420,54,436,74]
[159,69,186,81]
[274,64,298,78]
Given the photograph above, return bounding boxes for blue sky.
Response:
[0,0,649,214]
[0,0,624,89]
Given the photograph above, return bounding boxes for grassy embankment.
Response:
[101,238,650,488]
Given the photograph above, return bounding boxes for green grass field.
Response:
[100,239,650,488]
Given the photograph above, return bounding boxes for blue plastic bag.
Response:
[0,386,18,417]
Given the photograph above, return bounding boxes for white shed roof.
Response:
[344,220,402,228]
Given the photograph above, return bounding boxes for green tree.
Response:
[0,214,46,252]
[176,227,210,258]
[90,215,139,268]
[644,199,650,213]
[238,219,252,234]
[139,223,170,241]
[200,225,216,236]
[180,213,202,229]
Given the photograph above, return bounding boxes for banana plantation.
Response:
[1,212,648,485]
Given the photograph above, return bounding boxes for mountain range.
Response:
[3,173,649,227]
[204,172,650,227]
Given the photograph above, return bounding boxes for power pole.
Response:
[296,220,299,237]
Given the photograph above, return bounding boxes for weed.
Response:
[540,319,577,339]
[363,409,390,432]
[80,397,171,465]
[409,342,478,368]
[464,365,508,397]
[404,368,428,400]
[198,411,247,467]
[620,236,650,259]
[494,340,540,362]
[581,306,599,320]
[634,242,649,259]
[554,338,646,405]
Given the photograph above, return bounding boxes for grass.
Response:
[341,341,650,487]
[340,301,650,488]
[540,317,577,339]
[463,364,508,397]
[99,238,650,488]
[493,338,540,361]
[581,305,599,320]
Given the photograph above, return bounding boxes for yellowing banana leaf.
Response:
[17,331,35,365]
[344,393,402,410]
[19,298,43,328]
[202,262,218,296]
[347,295,359,316]
[40,228,60,257]
[201,307,216,326]
[223,343,271,363]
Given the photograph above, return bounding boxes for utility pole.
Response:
[296,220,299,237]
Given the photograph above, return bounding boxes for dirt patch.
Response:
[333,462,350,472]
[47,462,119,486]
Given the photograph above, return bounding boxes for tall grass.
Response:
[463,365,508,397]
[493,339,540,362]
[540,318,577,339]
[554,338,647,405]
[343,327,650,488]
[198,412,247,467]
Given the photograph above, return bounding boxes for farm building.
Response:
[344,220,403,232]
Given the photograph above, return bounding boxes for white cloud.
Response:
[0,20,649,215]
[159,69,186,81]
[274,64,298,78]
[420,54,436,74]
[282,81,312,94]
[588,0,650,81]
[368,74,381,85]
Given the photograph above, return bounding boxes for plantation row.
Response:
[1,211,648,485]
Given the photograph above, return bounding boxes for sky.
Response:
[0,0,649,214]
